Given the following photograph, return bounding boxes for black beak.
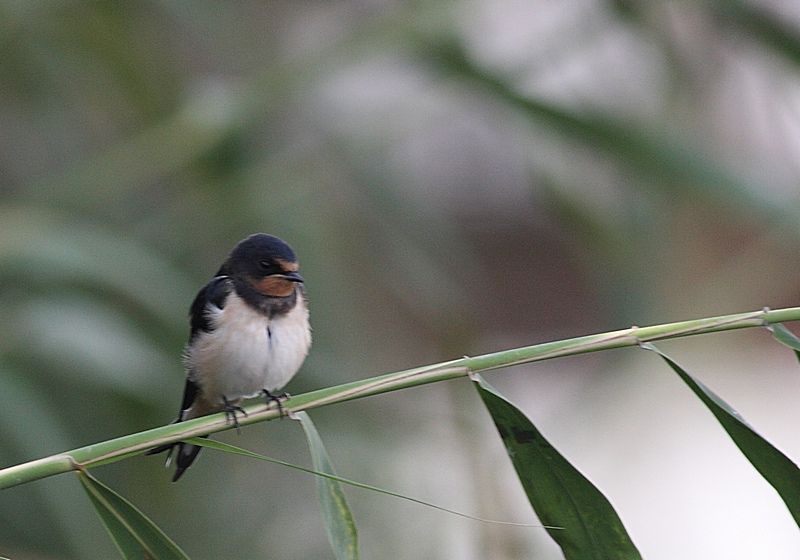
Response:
[278,271,304,283]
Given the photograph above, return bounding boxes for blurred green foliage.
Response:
[3,1,800,559]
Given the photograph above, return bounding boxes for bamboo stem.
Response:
[1,306,797,490]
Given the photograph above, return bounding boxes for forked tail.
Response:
[147,435,208,482]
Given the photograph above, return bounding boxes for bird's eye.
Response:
[259,260,271,270]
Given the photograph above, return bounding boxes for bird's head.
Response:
[225,233,304,298]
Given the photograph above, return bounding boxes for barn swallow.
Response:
[149,233,311,481]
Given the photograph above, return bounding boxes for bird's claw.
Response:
[262,389,290,418]
[222,396,247,434]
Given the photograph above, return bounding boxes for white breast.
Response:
[185,292,311,405]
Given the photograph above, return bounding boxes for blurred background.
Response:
[3,1,800,558]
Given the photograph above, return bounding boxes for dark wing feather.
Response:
[188,275,232,342]
[149,276,232,480]
[182,276,230,413]
[178,378,199,418]
[165,378,202,481]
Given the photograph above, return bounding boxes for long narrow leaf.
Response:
[186,437,544,527]
[643,343,800,528]
[77,470,189,560]
[768,323,800,363]
[293,413,358,560]
[472,373,642,560]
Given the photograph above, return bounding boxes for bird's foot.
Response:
[222,396,247,434]
[261,389,290,417]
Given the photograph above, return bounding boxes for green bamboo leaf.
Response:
[768,323,800,363]
[188,424,361,558]
[186,437,544,527]
[643,343,800,528]
[294,412,359,560]
[77,471,189,560]
[189,431,360,560]
[472,373,642,560]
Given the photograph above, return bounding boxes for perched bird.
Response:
[150,233,311,481]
